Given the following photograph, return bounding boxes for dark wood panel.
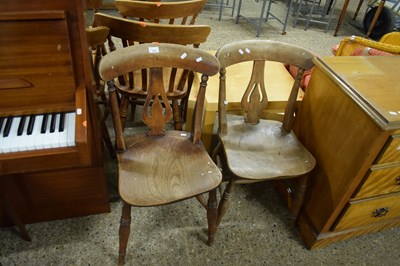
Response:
[1,166,110,226]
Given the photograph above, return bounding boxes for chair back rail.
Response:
[115,0,207,24]
[99,43,219,147]
[215,40,314,132]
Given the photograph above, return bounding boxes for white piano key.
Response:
[59,113,68,148]
[25,115,42,151]
[50,113,60,148]
[5,117,21,153]
[34,115,46,150]
[42,114,53,149]
[67,112,76,147]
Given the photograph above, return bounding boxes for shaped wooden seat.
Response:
[99,43,222,265]
[211,40,316,243]
[93,11,210,131]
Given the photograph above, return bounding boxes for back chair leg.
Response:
[118,202,132,266]
[216,176,237,227]
[290,174,309,226]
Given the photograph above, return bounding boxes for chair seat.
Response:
[118,131,222,206]
[220,115,316,180]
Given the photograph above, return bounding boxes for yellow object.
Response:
[335,32,400,56]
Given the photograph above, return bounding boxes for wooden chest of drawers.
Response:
[288,56,400,249]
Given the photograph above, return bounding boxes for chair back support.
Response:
[115,0,207,25]
[215,40,314,133]
[93,13,210,46]
[99,43,219,149]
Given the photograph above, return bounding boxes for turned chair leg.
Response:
[118,202,132,266]
[207,188,218,246]
[290,174,309,226]
[216,177,237,227]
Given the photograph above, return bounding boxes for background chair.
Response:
[93,12,211,131]
[333,33,400,55]
[85,0,116,158]
[114,0,208,127]
[98,43,222,265]
[211,40,316,242]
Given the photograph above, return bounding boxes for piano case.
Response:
[0,0,110,228]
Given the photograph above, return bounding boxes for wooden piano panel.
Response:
[0,11,76,115]
[0,0,110,229]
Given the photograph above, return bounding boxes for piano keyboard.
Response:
[0,112,76,153]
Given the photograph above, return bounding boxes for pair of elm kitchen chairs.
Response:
[92,1,315,265]
[99,38,316,264]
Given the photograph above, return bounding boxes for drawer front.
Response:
[375,135,400,164]
[354,165,400,200]
[335,193,400,231]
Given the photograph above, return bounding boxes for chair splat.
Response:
[241,60,268,124]
[143,67,173,136]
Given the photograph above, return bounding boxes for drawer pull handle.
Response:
[396,176,400,186]
[373,207,389,218]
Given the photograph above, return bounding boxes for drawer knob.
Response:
[373,207,389,218]
[396,176,400,185]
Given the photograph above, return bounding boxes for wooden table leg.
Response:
[334,0,350,36]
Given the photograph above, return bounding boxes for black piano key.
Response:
[3,117,13,137]
[27,115,36,135]
[50,113,57,133]
[59,113,66,132]
[41,114,49,134]
[0,117,4,133]
[17,116,27,136]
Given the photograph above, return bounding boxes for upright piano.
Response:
[0,0,110,230]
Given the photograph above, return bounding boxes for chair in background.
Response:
[86,26,116,158]
[114,0,208,126]
[98,43,222,265]
[206,0,237,21]
[293,0,338,32]
[93,12,211,131]
[379,31,400,45]
[211,40,316,242]
[333,34,400,55]
[236,0,294,37]
[85,0,116,158]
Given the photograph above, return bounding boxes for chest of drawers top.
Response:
[318,56,400,130]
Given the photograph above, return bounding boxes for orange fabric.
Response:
[285,64,314,91]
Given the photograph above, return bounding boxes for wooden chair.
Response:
[93,12,210,131]
[113,0,208,129]
[211,40,316,242]
[86,26,116,158]
[98,43,222,265]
